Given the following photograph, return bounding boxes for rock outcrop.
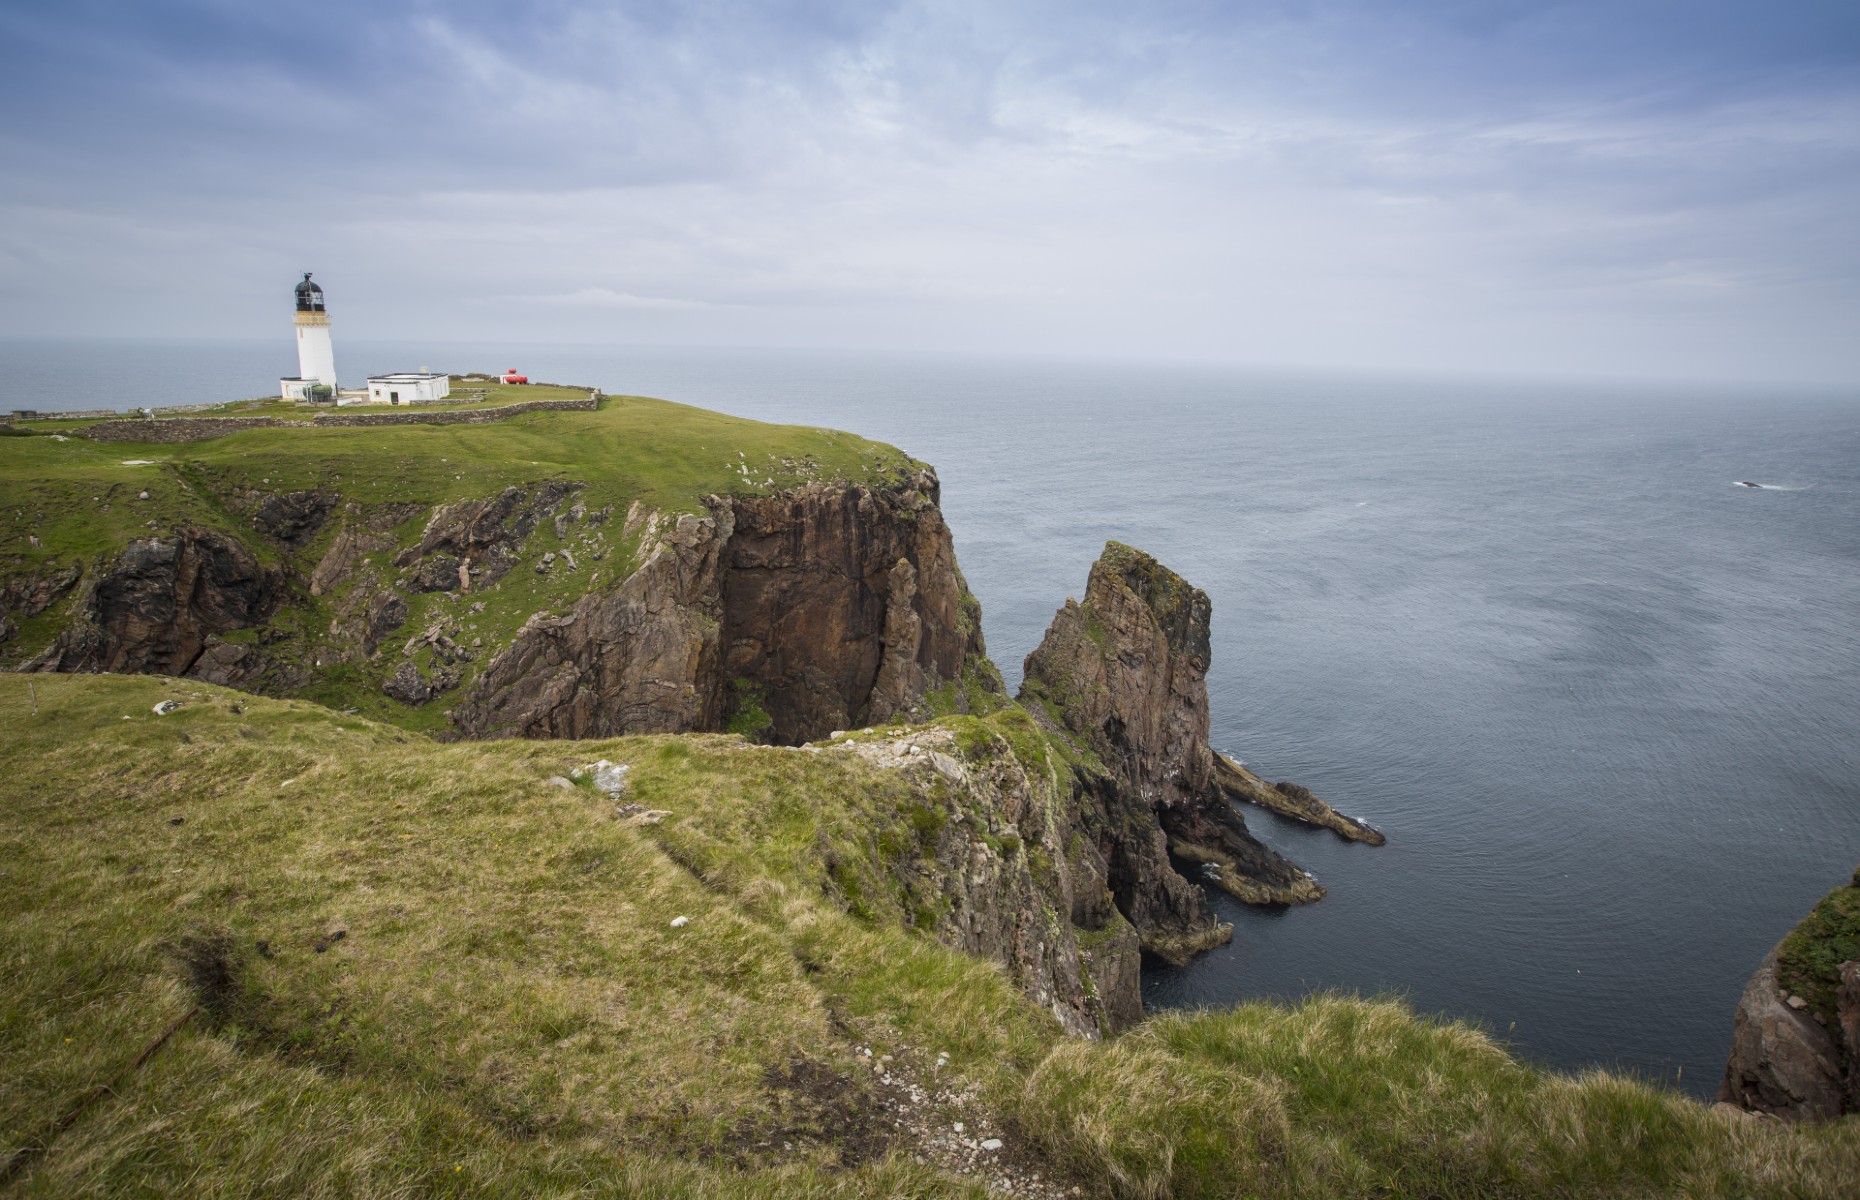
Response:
[452,472,996,744]
[1212,752,1386,845]
[250,489,338,545]
[397,483,581,593]
[1719,946,1845,1121]
[0,565,81,646]
[25,528,285,680]
[1721,868,1860,1121]
[1019,542,1318,966]
[837,724,1143,1037]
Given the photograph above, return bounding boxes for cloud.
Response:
[502,288,716,310]
[0,1,1855,382]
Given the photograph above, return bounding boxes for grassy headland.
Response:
[0,394,923,728]
[2,674,1856,1197]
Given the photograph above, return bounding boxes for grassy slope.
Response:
[3,674,1857,1198]
[0,396,923,726]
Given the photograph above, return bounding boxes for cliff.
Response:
[1019,542,1321,965]
[1720,867,1860,1121]
[451,474,991,743]
[2,401,1332,1032]
[0,397,999,742]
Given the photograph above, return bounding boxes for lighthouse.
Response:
[280,272,338,402]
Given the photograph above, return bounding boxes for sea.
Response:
[6,337,1858,1099]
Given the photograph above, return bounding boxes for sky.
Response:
[1,0,1856,383]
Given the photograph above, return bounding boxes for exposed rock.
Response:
[1724,867,1860,1121]
[409,555,466,593]
[841,726,1142,1037]
[0,564,81,649]
[1211,752,1387,845]
[572,759,630,796]
[25,528,284,678]
[396,483,579,591]
[364,591,409,655]
[719,475,988,742]
[189,638,266,688]
[1719,945,1844,1121]
[453,473,997,743]
[381,660,456,706]
[868,558,928,724]
[1019,542,1316,966]
[309,502,420,596]
[251,490,336,544]
[452,503,731,738]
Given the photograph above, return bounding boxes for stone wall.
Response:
[312,397,598,427]
[81,396,601,443]
[81,417,303,442]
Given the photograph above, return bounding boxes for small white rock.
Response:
[980,1138,1003,1151]
[544,776,574,790]
[669,915,690,928]
[952,1122,964,1133]
[151,699,183,716]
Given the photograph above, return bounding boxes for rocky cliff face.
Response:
[24,527,285,684]
[1018,542,1318,966]
[452,472,995,743]
[11,468,996,747]
[835,722,1143,1037]
[1721,868,1860,1121]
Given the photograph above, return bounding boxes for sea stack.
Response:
[1019,541,1319,964]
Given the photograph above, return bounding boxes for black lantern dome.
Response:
[294,272,326,313]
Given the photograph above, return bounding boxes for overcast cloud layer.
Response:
[2,1,1856,382]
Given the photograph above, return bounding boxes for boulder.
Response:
[1718,945,1844,1121]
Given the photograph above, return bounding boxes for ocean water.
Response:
[6,337,1858,1098]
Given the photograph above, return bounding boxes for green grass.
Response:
[2,674,1857,1197]
[134,379,598,418]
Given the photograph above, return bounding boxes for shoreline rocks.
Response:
[1212,752,1387,846]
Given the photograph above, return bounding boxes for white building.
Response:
[280,273,337,401]
[362,373,450,405]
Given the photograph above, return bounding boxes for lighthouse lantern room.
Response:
[280,272,339,402]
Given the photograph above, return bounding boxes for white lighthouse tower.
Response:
[280,273,338,402]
